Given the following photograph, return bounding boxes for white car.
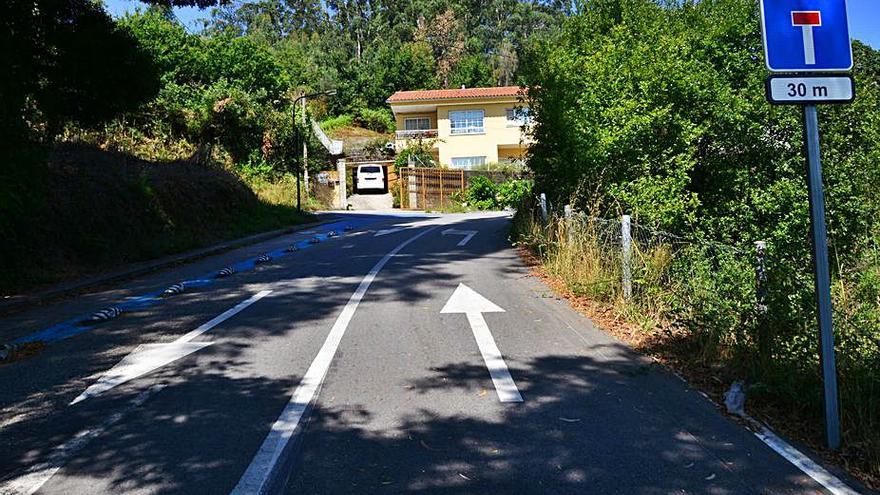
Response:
[356,165,385,192]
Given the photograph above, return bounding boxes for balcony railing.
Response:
[395,129,438,139]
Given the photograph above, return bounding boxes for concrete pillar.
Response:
[407,164,418,209]
[337,158,347,210]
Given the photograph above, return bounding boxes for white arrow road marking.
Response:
[231,226,437,495]
[71,290,272,405]
[374,227,405,237]
[442,228,478,246]
[0,384,164,495]
[441,283,522,403]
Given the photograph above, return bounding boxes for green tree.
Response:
[2,0,159,141]
[415,8,466,88]
[451,54,496,89]
[202,34,287,101]
[207,0,326,42]
[119,7,203,85]
[521,0,880,466]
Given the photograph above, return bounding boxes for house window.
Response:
[404,117,431,131]
[449,110,485,135]
[506,107,531,126]
[451,156,486,170]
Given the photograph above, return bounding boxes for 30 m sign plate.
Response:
[766,75,854,105]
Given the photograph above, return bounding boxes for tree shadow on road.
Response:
[0,214,821,494]
[287,348,817,495]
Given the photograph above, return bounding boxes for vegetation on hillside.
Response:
[2,0,567,292]
[516,0,880,483]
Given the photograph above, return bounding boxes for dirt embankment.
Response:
[2,143,307,296]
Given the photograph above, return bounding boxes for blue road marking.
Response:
[9,217,392,346]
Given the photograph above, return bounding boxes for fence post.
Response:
[539,193,548,224]
[621,214,633,299]
[440,171,445,209]
[754,241,770,356]
[564,205,573,243]
[421,169,426,210]
[399,169,406,209]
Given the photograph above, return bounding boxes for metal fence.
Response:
[533,198,755,304]
[398,168,464,210]
[398,167,528,210]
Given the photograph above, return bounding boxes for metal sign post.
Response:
[802,104,841,451]
[759,0,853,451]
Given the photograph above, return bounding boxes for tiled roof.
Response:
[387,86,525,103]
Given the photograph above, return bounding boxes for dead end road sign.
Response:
[760,0,853,72]
[760,0,856,453]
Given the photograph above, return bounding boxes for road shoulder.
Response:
[515,244,876,495]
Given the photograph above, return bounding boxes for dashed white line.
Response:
[441,228,478,246]
[0,385,164,495]
[71,290,272,404]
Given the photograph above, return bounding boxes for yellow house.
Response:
[387,86,531,169]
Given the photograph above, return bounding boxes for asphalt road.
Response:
[0,212,863,494]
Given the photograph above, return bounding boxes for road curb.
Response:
[0,216,340,317]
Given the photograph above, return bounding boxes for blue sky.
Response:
[105,0,878,48]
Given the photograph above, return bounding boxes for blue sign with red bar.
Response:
[760,0,853,72]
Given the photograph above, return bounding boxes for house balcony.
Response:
[395,129,438,140]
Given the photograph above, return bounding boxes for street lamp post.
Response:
[292,89,336,212]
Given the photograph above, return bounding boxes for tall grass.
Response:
[246,174,327,211]
[511,201,880,482]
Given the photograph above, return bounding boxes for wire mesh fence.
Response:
[519,198,761,358]
[524,197,878,363]
[516,195,880,470]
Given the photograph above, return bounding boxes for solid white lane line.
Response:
[465,312,523,403]
[230,226,437,495]
[755,427,860,495]
[0,385,164,495]
[71,290,273,404]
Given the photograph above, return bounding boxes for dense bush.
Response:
[394,139,439,169]
[2,0,160,139]
[497,179,533,208]
[1,144,310,293]
[354,108,396,134]
[453,177,533,211]
[465,176,499,210]
[520,0,880,477]
[320,114,355,132]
